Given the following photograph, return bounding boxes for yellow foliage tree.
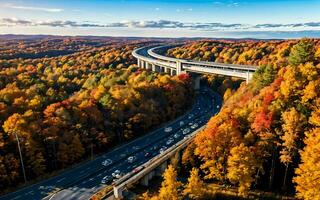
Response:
[183,168,207,199]
[280,107,306,188]
[294,128,320,200]
[227,144,263,196]
[158,165,182,200]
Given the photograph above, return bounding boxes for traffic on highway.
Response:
[0,87,221,200]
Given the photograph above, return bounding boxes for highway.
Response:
[0,87,221,200]
[133,45,257,82]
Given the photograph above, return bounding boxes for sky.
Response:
[0,0,320,39]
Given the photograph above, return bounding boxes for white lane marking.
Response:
[82,180,87,184]
[25,190,34,195]
[79,170,85,174]
[56,177,66,183]
[97,173,102,177]
[86,167,91,170]
[12,195,21,200]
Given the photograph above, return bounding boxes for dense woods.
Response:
[167,39,320,66]
[145,38,320,200]
[0,38,192,191]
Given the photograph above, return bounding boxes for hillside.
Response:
[144,39,320,200]
[0,38,193,192]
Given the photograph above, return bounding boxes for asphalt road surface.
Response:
[0,87,221,200]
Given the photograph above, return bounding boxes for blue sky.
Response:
[0,0,320,38]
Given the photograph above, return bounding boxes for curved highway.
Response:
[133,45,257,82]
[0,87,221,200]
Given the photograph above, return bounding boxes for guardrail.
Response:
[148,45,257,72]
[89,125,206,200]
[112,125,206,198]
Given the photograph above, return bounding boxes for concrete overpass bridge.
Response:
[132,45,258,84]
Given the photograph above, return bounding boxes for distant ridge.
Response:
[0,34,279,41]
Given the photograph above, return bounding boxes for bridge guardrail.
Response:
[113,125,206,192]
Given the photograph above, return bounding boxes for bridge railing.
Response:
[148,45,257,72]
[112,125,206,199]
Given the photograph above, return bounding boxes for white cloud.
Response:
[1,18,320,33]
[4,4,63,13]
[187,8,193,11]
[155,8,160,11]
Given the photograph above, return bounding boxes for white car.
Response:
[179,121,185,126]
[102,159,112,166]
[164,127,172,132]
[166,139,174,145]
[191,123,199,129]
[174,133,180,139]
[101,175,112,184]
[127,156,136,163]
[183,128,190,135]
[112,170,123,179]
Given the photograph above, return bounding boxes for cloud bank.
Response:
[4,5,63,13]
[1,18,320,32]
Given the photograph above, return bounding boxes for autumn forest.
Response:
[142,39,320,200]
[0,36,319,200]
[0,37,192,192]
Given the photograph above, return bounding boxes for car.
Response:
[191,123,199,129]
[112,170,120,177]
[183,128,190,135]
[179,121,184,126]
[112,170,123,179]
[159,146,167,154]
[188,114,193,119]
[144,152,151,157]
[133,166,144,173]
[166,139,174,145]
[127,156,136,163]
[132,146,140,150]
[217,105,220,109]
[174,133,180,139]
[102,159,112,166]
[164,127,172,132]
[101,175,113,184]
[188,122,193,126]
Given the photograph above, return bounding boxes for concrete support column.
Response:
[137,59,141,68]
[146,62,151,70]
[114,186,123,199]
[141,61,145,69]
[246,71,251,84]
[176,61,182,75]
[156,161,167,176]
[140,175,149,186]
[164,67,169,73]
[152,64,156,71]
